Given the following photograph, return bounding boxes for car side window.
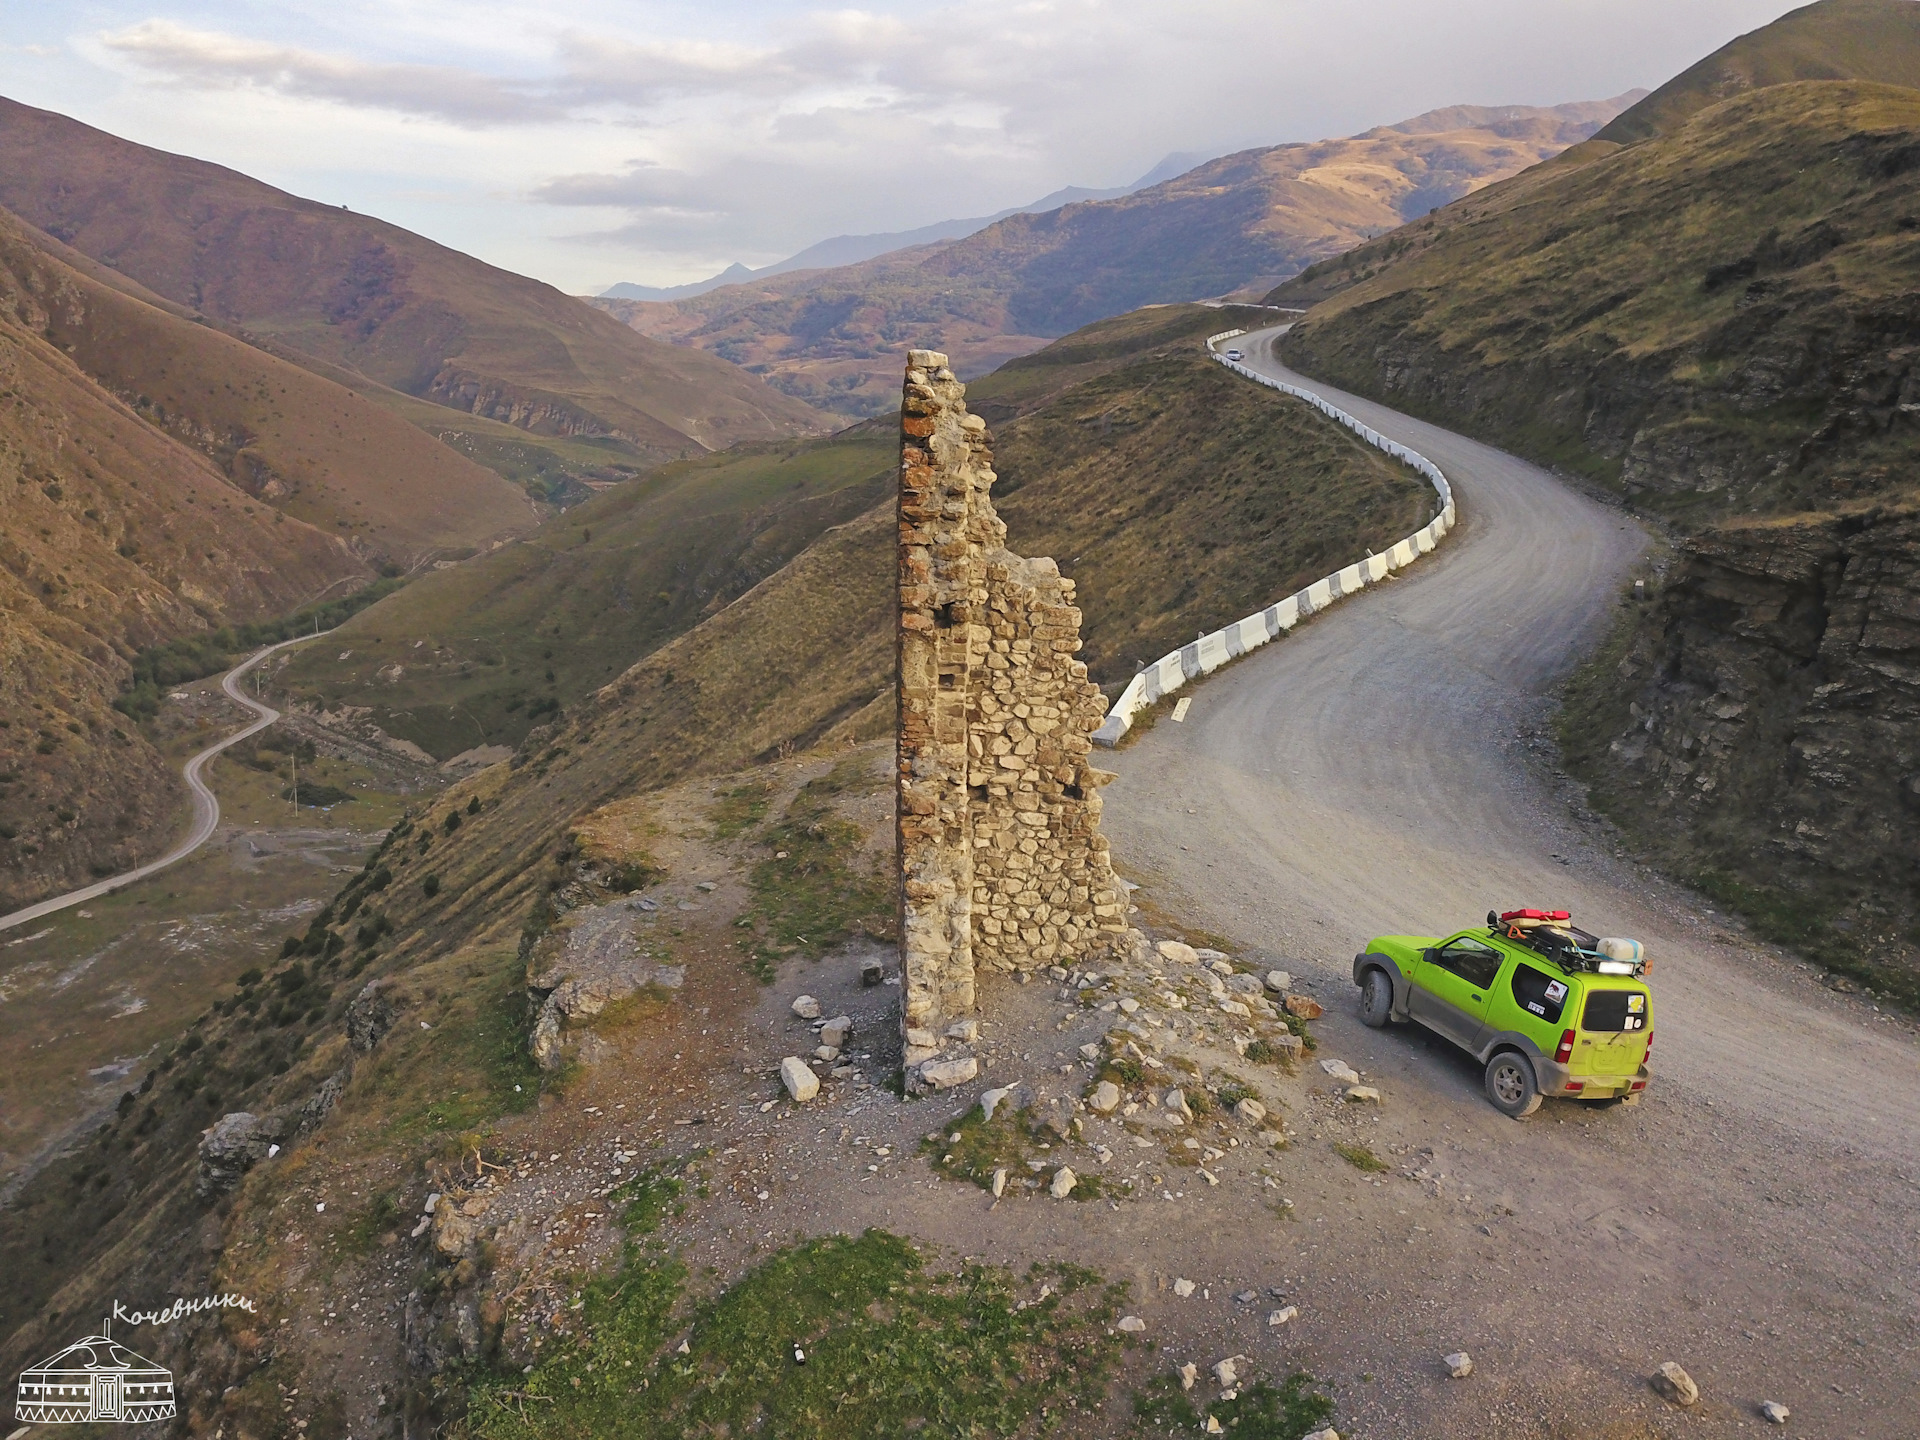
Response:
[1510,963,1570,1024]
[1432,937,1503,990]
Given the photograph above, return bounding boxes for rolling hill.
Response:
[277,302,1434,765]
[1595,0,1920,143]
[0,95,830,476]
[0,219,372,909]
[591,95,1641,419]
[1269,67,1920,996]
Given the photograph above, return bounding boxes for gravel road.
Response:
[1097,325,1920,1435]
[0,630,330,933]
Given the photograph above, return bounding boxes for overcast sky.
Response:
[0,1,1809,293]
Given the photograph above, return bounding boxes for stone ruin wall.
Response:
[896,348,1126,1087]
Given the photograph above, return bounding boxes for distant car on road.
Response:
[1224,348,1244,361]
[1352,910,1652,1118]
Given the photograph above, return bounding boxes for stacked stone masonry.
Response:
[897,349,1125,1082]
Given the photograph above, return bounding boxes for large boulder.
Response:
[346,980,397,1052]
[196,1112,286,1200]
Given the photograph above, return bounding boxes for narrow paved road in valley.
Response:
[1101,325,1920,1436]
[0,632,332,933]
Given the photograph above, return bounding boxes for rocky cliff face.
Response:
[1566,503,1920,998]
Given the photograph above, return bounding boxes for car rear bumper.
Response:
[1531,1058,1651,1099]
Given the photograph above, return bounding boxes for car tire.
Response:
[1359,968,1394,1028]
[1484,1051,1542,1119]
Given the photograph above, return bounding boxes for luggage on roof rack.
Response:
[1485,908,1646,975]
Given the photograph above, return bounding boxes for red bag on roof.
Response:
[1499,908,1570,923]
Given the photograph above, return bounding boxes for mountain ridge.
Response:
[0,94,831,469]
[591,94,1642,418]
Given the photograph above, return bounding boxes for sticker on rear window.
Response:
[1545,981,1568,1004]
[1627,993,1644,1013]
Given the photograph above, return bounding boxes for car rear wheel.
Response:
[1359,968,1394,1028]
[1484,1052,1542,1119]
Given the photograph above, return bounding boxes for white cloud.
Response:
[0,1,1813,289]
[100,18,564,126]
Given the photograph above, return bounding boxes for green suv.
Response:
[1351,914,1652,1118]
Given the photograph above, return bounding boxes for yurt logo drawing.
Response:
[15,1314,175,1425]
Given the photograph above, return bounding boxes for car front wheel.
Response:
[1359,968,1394,1028]
[1484,1052,1542,1119]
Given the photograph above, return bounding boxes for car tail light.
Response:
[1554,1028,1576,1064]
[1630,1080,1647,1091]
[1564,1080,1585,1092]
[1642,1034,1653,1065]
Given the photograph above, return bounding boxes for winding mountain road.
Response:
[1101,326,1920,1435]
[0,632,330,933]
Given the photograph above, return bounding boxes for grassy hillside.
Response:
[274,424,899,760]
[1597,0,1920,143]
[1271,78,1920,998]
[0,96,828,468]
[593,97,1638,418]
[1276,82,1920,521]
[0,231,369,908]
[0,299,1442,1410]
[1,211,535,564]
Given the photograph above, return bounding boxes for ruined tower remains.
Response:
[896,349,1127,1088]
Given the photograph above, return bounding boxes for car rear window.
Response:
[1510,964,1569,1024]
[1582,989,1649,1032]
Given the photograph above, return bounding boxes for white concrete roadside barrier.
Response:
[1092,329,1455,745]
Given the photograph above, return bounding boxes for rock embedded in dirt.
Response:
[820,1015,853,1048]
[779,1056,820,1102]
[1320,1059,1361,1085]
[946,1018,979,1042]
[980,1085,1015,1122]
[1445,1351,1473,1378]
[1174,1277,1197,1298]
[1225,972,1264,995]
[861,959,885,986]
[1303,1429,1340,1440]
[1212,1357,1239,1387]
[991,1167,1008,1197]
[1268,1306,1298,1326]
[1264,970,1293,993]
[1090,1080,1122,1113]
[1235,1098,1267,1125]
[919,1056,979,1090]
[1178,1362,1199,1390]
[1651,1362,1700,1407]
[1165,1087,1193,1120]
[1050,1167,1077,1198]
[195,1111,286,1200]
[346,980,397,1052]
[1760,1400,1789,1424]
[1285,994,1325,1019]
[1157,940,1199,964]
[1118,1315,1146,1332]
[813,1045,840,1062]
[1345,1085,1382,1103]
[791,994,822,1020]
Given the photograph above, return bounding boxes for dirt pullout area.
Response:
[179,743,1778,1440]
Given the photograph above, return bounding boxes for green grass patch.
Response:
[924,1104,1064,1194]
[1333,1143,1388,1174]
[744,774,893,973]
[462,1188,1128,1440]
[1131,1372,1334,1439]
[346,945,542,1146]
[709,780,775,839]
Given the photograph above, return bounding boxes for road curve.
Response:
[1102,325,1920,1435]
[0,631,332,933]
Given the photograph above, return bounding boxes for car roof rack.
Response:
[1486,910,1643,976]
